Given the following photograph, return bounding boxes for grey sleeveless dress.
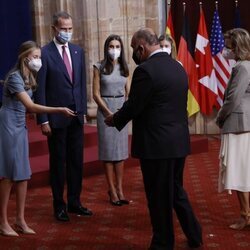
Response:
[94,62,128,161]
[0,71,32,181]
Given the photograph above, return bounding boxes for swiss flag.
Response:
[195,7,218,115]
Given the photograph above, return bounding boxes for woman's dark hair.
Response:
[100,34,129,77]
[53,11,72,26]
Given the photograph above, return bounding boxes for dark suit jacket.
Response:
[35,41,87,128]
[113,52,190,159]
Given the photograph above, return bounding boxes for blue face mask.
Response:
[57,31,72,44]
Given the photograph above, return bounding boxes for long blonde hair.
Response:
[224,28,250,61]
[6,40,40,90]
[158,34,177,60]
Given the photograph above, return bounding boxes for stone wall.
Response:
[31,0,161,116]
[30,0,219,134]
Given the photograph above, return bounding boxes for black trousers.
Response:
[140,157,202,250]
[48,117,83,212]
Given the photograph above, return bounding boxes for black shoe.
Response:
[117,192,129,205]
[119,199,130,205]
[68,205,93,216]
[54,209,70,222]
[108,191,122,206]
[188,240,203,248]
[110,200,122,206]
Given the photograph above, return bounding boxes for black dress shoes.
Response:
[68,205,93,216]
[54,209,70,222]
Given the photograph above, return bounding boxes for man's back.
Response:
[115,52,190,159]
[107,28,202,250]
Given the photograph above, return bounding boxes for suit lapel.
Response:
[69,43,79,84]
[48,42,72,83]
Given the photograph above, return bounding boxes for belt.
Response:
[101,95,124,98]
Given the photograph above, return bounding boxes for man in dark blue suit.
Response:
[105,28,202,249]
[35,11,92,221]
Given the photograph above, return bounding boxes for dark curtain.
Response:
[170,0,248,49]
[0,0,32,103]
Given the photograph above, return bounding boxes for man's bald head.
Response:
[131,27,160,64]
[132,28,159,47]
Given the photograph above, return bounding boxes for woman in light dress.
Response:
[0,41,75,236]
[216,28,250,230]
[93,34,130,206]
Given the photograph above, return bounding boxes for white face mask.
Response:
[222,47,235,60]
[28,58,42,72]
[108,48,121,61]
[162,47,171,55]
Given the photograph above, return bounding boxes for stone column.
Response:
[83,0,162,119]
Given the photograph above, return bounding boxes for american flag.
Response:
[210,10,231,107]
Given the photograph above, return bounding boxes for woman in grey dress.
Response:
[0,41,75,236]
[93,35,130,206]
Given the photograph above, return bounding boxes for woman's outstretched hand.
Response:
[60,108,77,117]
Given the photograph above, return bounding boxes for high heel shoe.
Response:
[229,211,250,230]
[14,223,36,235]
[117,193,130,205]
[108,191,122,206]
[119,199,130,205]
[0,228,19,237]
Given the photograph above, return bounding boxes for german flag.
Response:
[177,4,200,117]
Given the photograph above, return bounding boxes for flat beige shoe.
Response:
[0,228,19,237]
[229,218,246,230]
[14,224,36,235]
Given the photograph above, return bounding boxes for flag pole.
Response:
[234,0,241,28]
[183,2,186,13]
[199,2,202,12]
[199,1,207,135]
[215,1,218,10]
[168,2,171,9]
[166,1,171,24]
[166,1,170,20]
[200,1,207,134]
